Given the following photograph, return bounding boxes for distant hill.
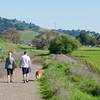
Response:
[0,17,40,32]
[0,17,99,37]
[0,17,100,46]
[52,29,100,37]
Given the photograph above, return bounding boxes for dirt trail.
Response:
[0,64,42,100]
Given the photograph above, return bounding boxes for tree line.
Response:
[76,30,100,46]
[52,29,100,46]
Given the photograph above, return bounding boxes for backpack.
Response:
[5,57,16,69]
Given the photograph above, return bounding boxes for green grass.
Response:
[20,30,36,43]
[37,47,100,100]
[0,41,32,62]
[0,42,31,51]
[71,47,100,73]
[40,59,100,100]
[0,42,19,53]
[40,60,69,100]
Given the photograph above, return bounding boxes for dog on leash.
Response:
[35,68,43,80]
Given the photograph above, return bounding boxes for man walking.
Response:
[20,51,31,83]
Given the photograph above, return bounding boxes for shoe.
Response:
[10,80,13,83]
[26,80,29,83]
[23,80,26,83]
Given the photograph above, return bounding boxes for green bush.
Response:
[40,61,69,100]
[69,88,98,100]
[70,75,100,97]
[40,73,55,99]
[77,80,100,96]
[42,60,52,69]
[49,34,80,54]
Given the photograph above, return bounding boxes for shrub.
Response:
[40,74,54,99]
[69,75,100,98]
[40,61,69,99]
[71,76,100,97]
[78,80,100,96]
[49,34,80,54]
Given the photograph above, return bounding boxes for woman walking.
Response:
[5,51,16,83]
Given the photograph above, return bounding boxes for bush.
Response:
[40,61,69,100]
[49,34,80,54]
[40,74,54,99]
[69,88,97,100]
[70,75,100,97]
[78,80,100,96]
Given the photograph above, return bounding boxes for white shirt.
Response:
[20,54,31,68]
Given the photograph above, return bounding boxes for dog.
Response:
[35,68,43,80]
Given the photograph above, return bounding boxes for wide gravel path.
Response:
[0,64,42,100]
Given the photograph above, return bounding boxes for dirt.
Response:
[51,54,77,64]
[0,64,43,100]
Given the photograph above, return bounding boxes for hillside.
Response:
[0,17,100,37]
[0,17,100,46]
[0,17,100,36]
[0,17,40,32]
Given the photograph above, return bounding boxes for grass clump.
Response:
[40,60,69,100]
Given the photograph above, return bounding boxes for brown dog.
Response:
[35,69,42,80]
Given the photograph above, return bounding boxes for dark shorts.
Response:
[22,67,29,75]
[7,69,13,75]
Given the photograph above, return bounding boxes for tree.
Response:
[32,36,47,49]
[77,31,97,46]
[49,34,80,54]
[89,36,97,46]
[2,28,21,43]
[32,31,59,49]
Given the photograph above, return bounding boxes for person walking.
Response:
[5,51,16,83]
[20,51,31,83]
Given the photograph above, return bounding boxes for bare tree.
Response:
[3,28,21,43]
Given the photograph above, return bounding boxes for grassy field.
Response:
[0,42,31,52]
[71,47,100,73]
[20,30,36,43]
[0,41,33,62]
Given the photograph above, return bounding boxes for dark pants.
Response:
[22,67,29,75]
[7,69,13,75]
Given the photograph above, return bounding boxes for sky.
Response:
[0,0,100,33]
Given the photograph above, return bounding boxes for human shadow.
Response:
[0,79,35,84]
[29,79,35,82]
[0,80,23,84]
[0,81,8,83]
